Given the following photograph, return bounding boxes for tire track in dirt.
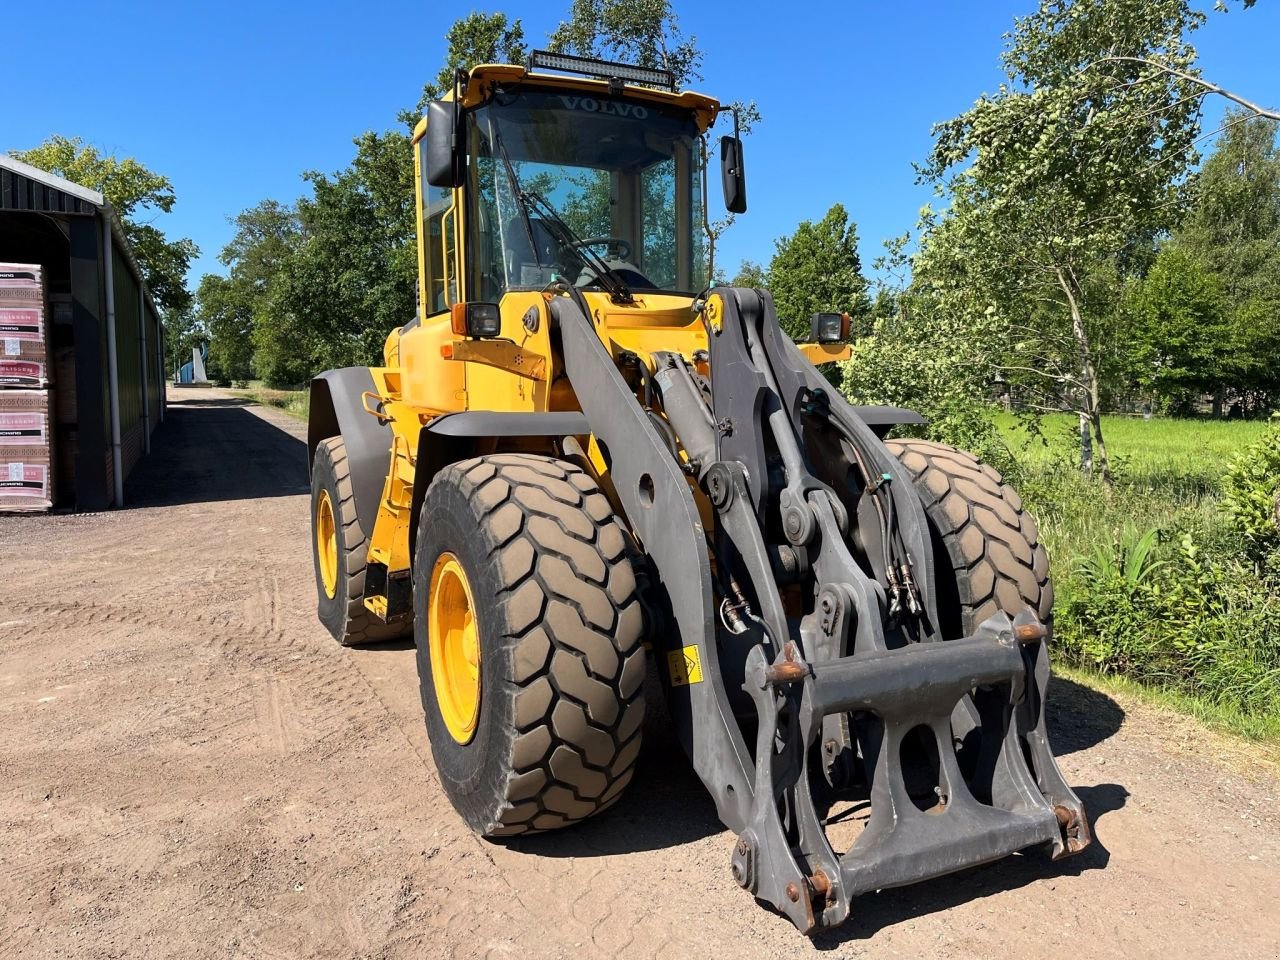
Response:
[5,390,1280,960]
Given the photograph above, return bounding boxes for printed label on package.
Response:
[0,359,43,384]
[1,462,46,493]
[0,308,41,339]
[0,414,45,444]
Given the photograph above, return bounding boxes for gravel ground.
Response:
[1,390,1277,959]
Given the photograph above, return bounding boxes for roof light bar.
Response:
[527,49,676,91]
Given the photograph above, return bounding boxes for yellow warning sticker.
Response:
[667,645,704,686]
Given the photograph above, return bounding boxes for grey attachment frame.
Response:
[555,288,1090,935]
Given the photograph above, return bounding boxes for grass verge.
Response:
[236,388,310,421]
[995,412,1280,743]
[1059,664,1280,748]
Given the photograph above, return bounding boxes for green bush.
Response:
[840,309,1019,480]
[1221,416,1280,553]
[1058,523,1280,720]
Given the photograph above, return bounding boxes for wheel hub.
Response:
[428,553,482,744]
[316,489,338,600]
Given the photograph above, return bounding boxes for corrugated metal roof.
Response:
[0,153,105,213]
[0,154,165,321]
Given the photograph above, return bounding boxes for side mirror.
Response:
[425,100,464,188]
[720,136,747,214]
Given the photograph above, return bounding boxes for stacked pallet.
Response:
[0,263,54,512]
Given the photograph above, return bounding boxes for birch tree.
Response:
[918,0,1208,481]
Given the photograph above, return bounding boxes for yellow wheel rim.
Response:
[316,489,338,600]
[428,552,482,744]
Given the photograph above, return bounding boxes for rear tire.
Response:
[310,436,409,646]
[887,439,1052,634]
[414,453,646,837]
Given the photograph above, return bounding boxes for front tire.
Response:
[886,439,1052,634]
[310,436,407,646]
[414,454,646,837]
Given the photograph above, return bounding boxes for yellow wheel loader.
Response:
[307,50,1091,934]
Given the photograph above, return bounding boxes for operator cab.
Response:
[467,87,705,299]
[415,53,739,319]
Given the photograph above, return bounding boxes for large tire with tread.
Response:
[887,439,1052,635]
[311,435,409,646]
[414,453,646,837]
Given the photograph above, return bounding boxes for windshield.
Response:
[466,88,707,300]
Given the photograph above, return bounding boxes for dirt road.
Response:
[2,390,1278,959]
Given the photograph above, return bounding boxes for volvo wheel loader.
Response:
[307,50,1091,934]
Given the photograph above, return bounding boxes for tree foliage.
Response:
[840,236,1014,474]
[765,204,869,340]
[198,200,302,381]
[1174,111,1280,407]
[162,306,202,378]
[1124,246,1226,409]
[548,0,755,280]
[412,12,528,116]
[918,0,1209,479]
[729,260,767,288]
[195,2,760,386]
[13,135,198,314]
[549,0,702,88]
[1108,111,1280,413]
[254,131,416,386]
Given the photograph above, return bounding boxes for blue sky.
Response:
[4,0,1277,290]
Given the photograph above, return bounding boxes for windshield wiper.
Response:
[493,133,542,277]
[521,191,634,304]
[489,119,632,304]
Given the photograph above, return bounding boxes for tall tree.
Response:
[1125,245,1228,411]
[919,0,1207,481]
[549,0,703,87]
[13,135,198,314]
[841,234,1014,472]
[195,274,253,382]
[766,203,869,340]
[162,305,202,378]
[196,199,302,381]
[411,12,528,117]
[549,0,757,280]
[254,131,416,386]
[1176,111,1280,408]
[729,260,767,288]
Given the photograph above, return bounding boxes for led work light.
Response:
[810,312,850,344]
[451,302,502,339]
[527,50,676,91]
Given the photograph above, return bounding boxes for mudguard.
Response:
[851,404,927,434]
[308,367,391,542]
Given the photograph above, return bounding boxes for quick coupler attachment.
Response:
[732,611,1091,934]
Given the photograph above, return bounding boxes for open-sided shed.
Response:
[0,154,165,509]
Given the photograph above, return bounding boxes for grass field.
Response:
[997,411,1269,487]
[997,412,1279,741]
[994,412,1271,570]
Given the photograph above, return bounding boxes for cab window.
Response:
[420,151,457,315]
[466,89,707,300]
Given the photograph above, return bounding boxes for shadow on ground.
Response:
[495,674,1128,946]
[125,397,308,507]
[1046,675,1127,755]
[508,717,725,858]
[809,780,1125,948]
[160,395,256,407]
